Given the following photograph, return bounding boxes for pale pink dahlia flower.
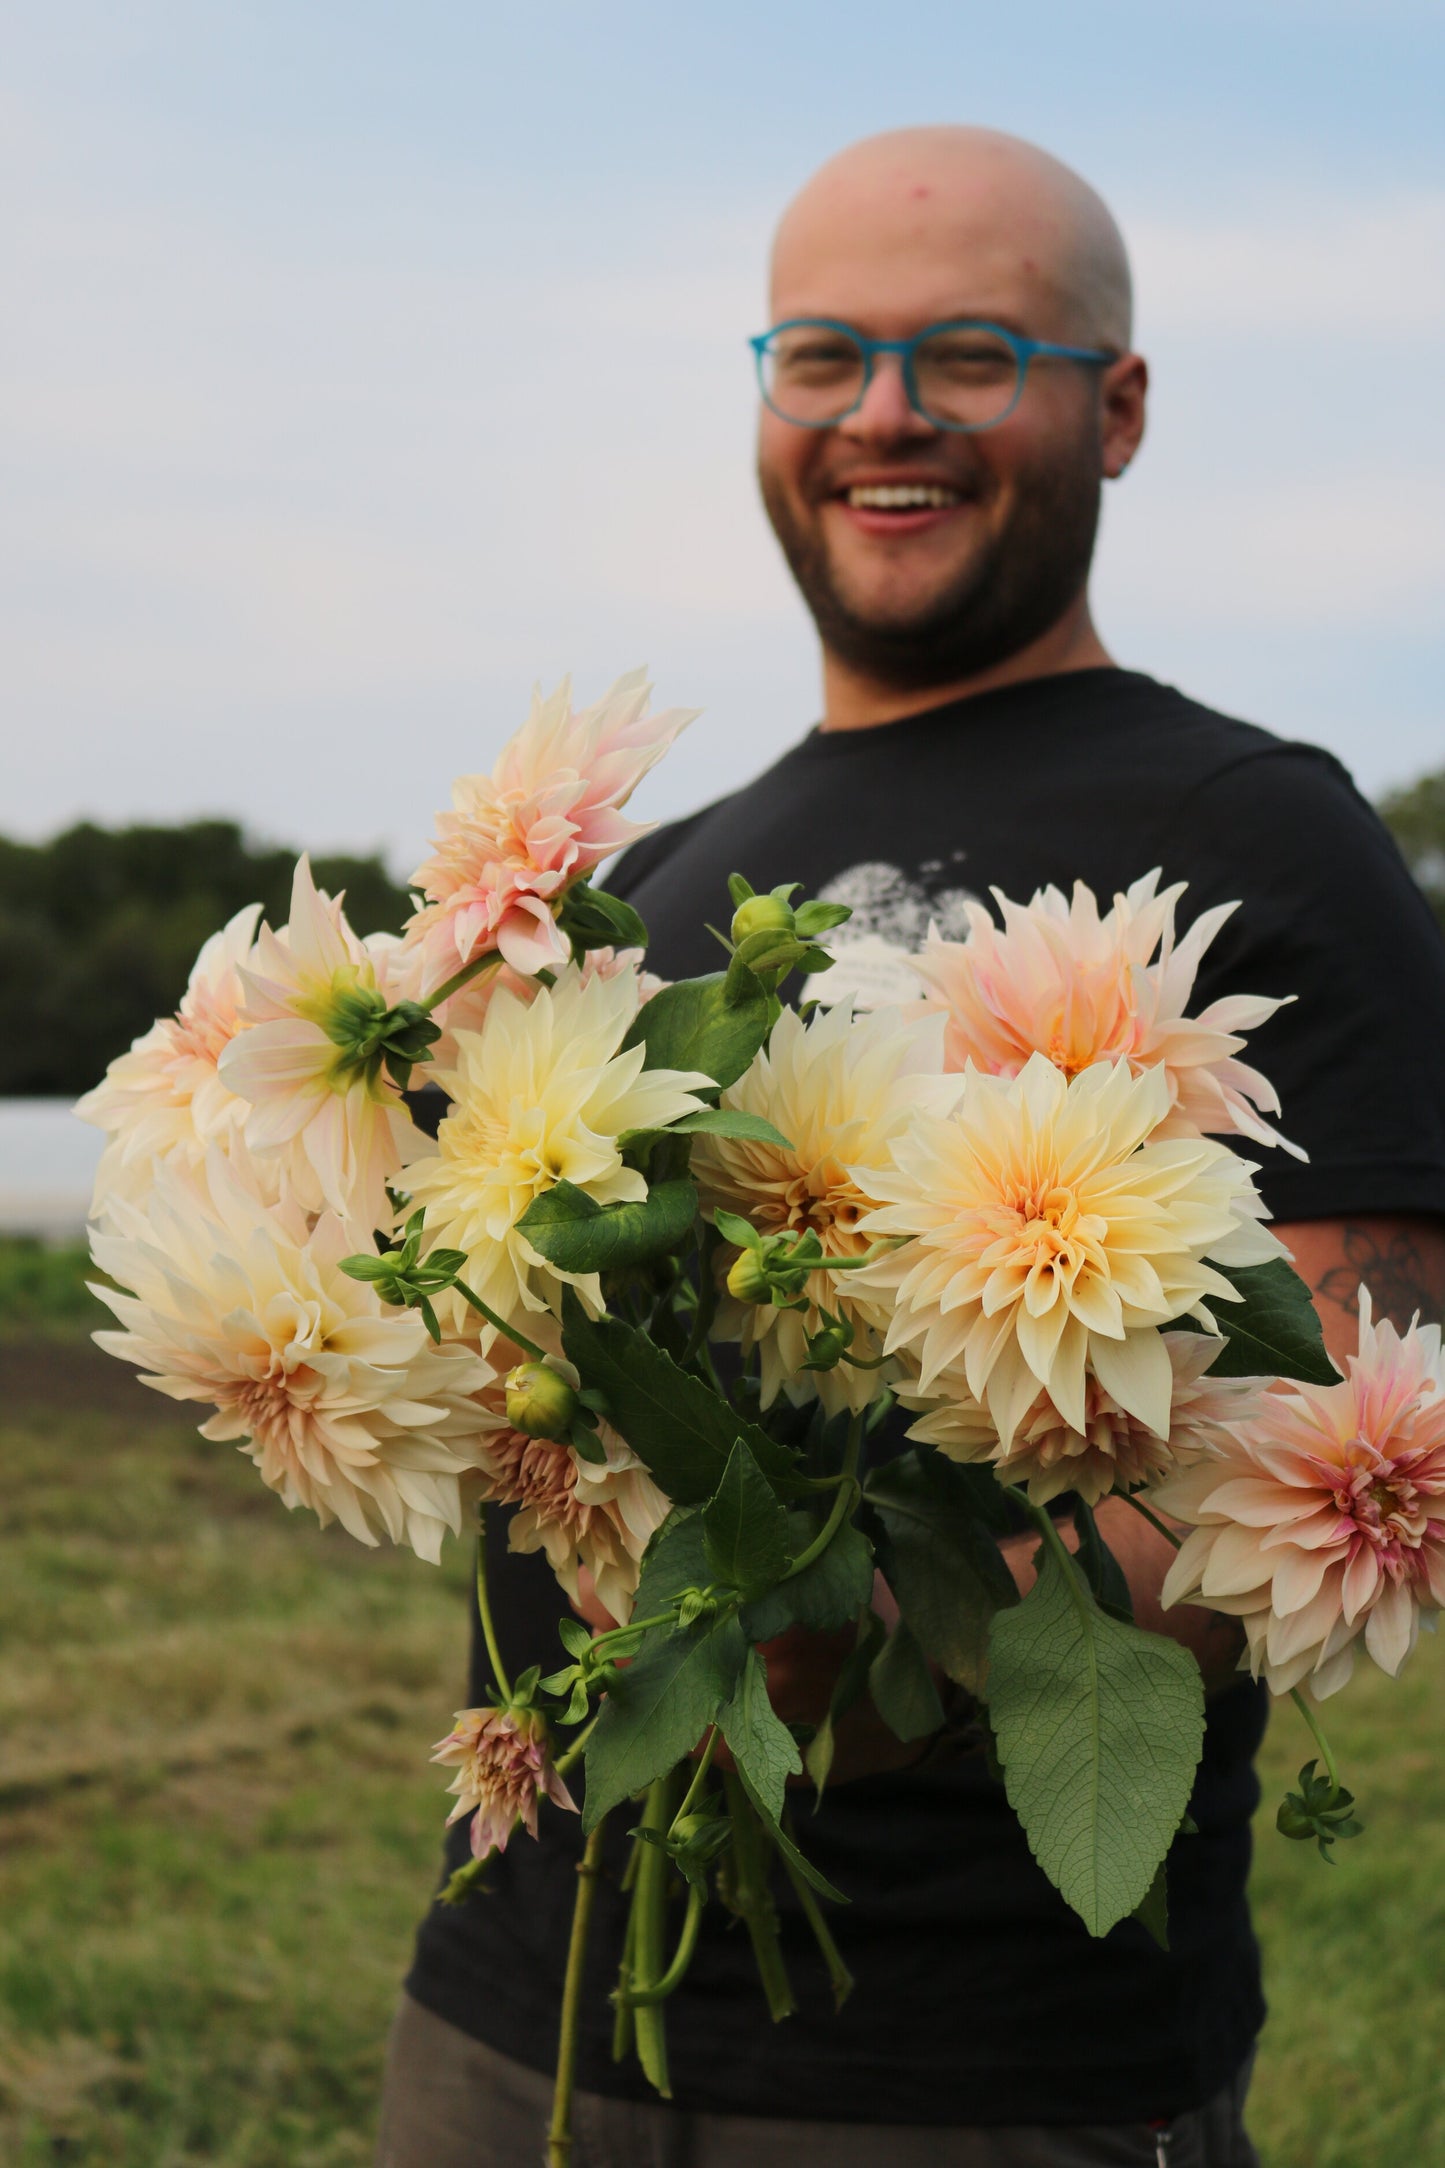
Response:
[693,1001,960,1415]
[901,1333,1267,1507]
[218,857,423,1231]
[1157,1291,1445,1697]
[910,871,1303,1156]
[89,1151,492,1562]
[404,667,694,985]
[432,1703,577,1861]
[77,903,264,1213]
[858,1054,1283,1450]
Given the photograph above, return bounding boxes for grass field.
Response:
[2,1245,1443,2165]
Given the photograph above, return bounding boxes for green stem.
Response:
[669,1726,718,1834]
[1120,1491,1184,1550]
[721,1769,795,2022]
[785,1413,864,1581]
[420,947,500,1015]
[546,1820,606,2168]
[474,1507,512,1705]
[630,1771,680,2095]
[618,1882,705,2006]
[611,1845,640,2065]
[452,1280,549,1362]
[554,1715,598,1779]
[1290,1686,1341,1792]
[776,1815,854,2012]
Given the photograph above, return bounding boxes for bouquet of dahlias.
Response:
[79,670,1445,2165]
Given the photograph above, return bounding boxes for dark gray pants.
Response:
[375,1991,1260,2168]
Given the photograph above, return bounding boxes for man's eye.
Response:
[919,335,1014,382]
[775,340,859,380]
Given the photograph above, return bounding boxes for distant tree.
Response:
[1378,768,1445,932]
[0,821,412,1097]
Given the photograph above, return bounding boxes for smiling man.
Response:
[377,127,1445,2168]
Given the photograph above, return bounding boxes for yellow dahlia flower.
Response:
[90,1151,492,1562]
[401,961,710,1335]
[692,1001,958,1414]
[859,1054,1283,1449]
[901,1332,1267,1507]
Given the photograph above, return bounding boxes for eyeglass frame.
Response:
[749,315,1116,433]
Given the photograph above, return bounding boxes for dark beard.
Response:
[759,457,1102,691]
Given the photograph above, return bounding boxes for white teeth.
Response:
[846,484,960,509]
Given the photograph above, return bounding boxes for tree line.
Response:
[1,775,1441,1098]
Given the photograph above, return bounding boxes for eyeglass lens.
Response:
[760,324,1021,430]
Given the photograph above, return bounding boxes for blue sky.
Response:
[4,1,1442,876]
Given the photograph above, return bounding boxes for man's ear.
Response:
[1100,352,1148,480]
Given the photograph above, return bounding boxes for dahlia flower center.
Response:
[1335,1445,1428,1558]
[231,1369,315,1448]
[486,1424,588,1532]
[764,1161,871,1249]
[173,986,241,1066]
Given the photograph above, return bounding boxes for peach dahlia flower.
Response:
[692,1001,960,1415]
[218,858,423,1232]
[910,871,1302,1156]
[1157,1291,1445,1697]
[859,1054,1283,1450]
[90,1152,492,1563]
[404,667,694,985]
[901,1332,1266,1507]
[77,903,264,1213]
[432,1704,577,1861]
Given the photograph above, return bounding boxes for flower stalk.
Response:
[547,1820,607,2168]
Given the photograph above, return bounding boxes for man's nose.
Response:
[837,354,936,443]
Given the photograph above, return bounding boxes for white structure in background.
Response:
[0,1101,103,1239]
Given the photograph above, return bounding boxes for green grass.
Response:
[1,1308,1443,2163]
[0,1241,110,1337]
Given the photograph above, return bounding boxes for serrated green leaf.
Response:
[718,1646,801,1824]
[986,1541,1204,1937]
[868,1618,945,1743]
[668,1107,795,1149]
[516,1178,697,1274]
[865,1450,1017,1694]
[582,1614,747,1833]
[621,970,772,1089]
[561,1295,799,1505]
[1207,1257,1337,1383]
[741,1517,875,1641]
[703,1441,792,1595]
[631,1510,713,1621]
[729,1757,849,1904]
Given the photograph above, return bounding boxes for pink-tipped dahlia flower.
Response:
[1156,1290,1445,1697]
[218,857,423,1231]
[910,870,1303,1156]
[432,1703,577,1861]
[901,1333,1267,1507]
[404,667,694,985]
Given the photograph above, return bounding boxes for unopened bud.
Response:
[730,894,796,947]
[505,1361,578,1440]
[726,1246,775,1305]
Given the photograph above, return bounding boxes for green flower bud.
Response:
[505,1361,578,1441]
[730,893,796,947]
[726,1246,775,1305]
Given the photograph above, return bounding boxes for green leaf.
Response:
[516,1178,697,1275]
[555,878,649,956]
[868,1619,945,1743]
[793,900,853,937]
[718,1646,801,1824]
[728,1757,849,1902]
[986,1540,1205,1937]
[703,1441,793,1595]
[621,970,773,1090]
[631,1510,712,1620]
[582,1614,747,1833]
[1072,1498,1134,1623]
[1207,1257,1337,1384]
[668,1107,795,1149]
[727,873,755,907]
[561,1295,800,1506]
[804,1607,885,1795]
[865,1450,1018,1695]
[741,1517,875,1641]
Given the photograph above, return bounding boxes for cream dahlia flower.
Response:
[432,1703,577,1861]
[911,871,1302,1156]
[89,1152,492,1563]
[404,667,694,985]
[405,942,663,1072]
[859,1054,1283,1449]
[77,903,264,1214]
[902,1333,1267,1507]
[1157,1291,1445,1698]
[401,962,710,1335]
[218,857,423,1231]
[693,1002,958,1414]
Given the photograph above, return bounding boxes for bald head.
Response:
[770,126,1132,352]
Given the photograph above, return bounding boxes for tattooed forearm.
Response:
[1312,1222,1445,1332]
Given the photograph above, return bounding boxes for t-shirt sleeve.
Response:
[1152,745,1445,1222]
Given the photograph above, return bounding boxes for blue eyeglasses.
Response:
[750,317,1114,432]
